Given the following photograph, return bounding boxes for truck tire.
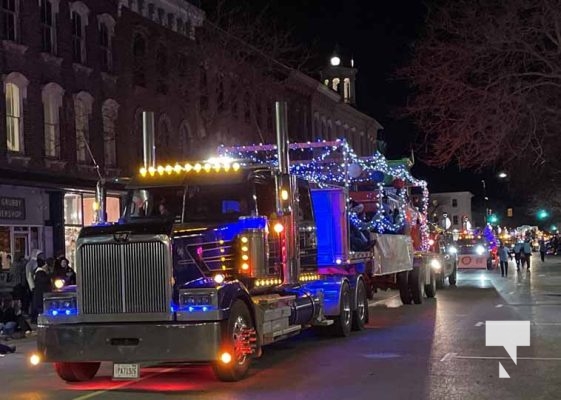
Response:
[436,272,445,289]
[54,362,100,382]
[212,300,254,382]
[409,267,424,304]
[449,264,457,286]
[330,281,352,337]
[352,280,369,331]
[397,271,412,305]
[425,270,437,298]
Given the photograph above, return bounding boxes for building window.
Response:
[156,45,168,94]
[343,78,351,102]
[453,215,459,225]
[1,0,18,41]
[40,0,58,54]
[332,77,340,92]
[452,198,458,207]
[42,83,64,159]
[4,72,28,153]
[74,91,93,163]
[132,33,146,86]
[323,79,329,86]
[102,99,119,167]
[70,2,89,64]
[157,114,172,158]
[97,15,115,72]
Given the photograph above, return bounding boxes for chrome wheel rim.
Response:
[342,289,352,327]
[357,283,366,323]
[232,316,248,365]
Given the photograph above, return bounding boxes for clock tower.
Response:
[320,47,357,105]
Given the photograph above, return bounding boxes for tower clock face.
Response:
[330,56,341,66]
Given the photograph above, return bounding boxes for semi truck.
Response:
[34,102,437,383]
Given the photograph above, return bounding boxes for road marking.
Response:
[440,352,457,362]
[454,356,561,361]
[533,322,561,326]
[72,368,175,400]
[495,304,504,308]
[475,321,484,327]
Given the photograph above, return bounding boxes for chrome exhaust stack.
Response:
[275,101,300,285]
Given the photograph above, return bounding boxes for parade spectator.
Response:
[520,239,532,270]
[0,297,17,337]
[25,249,44,293]
[539,239,546,262]
[498,242,510,277]
[513,241,523,271]
[30,258,51,324]
[10,254,27,306]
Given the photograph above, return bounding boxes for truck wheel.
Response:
[425,270,437,298]
[409,267,424,304]
[212,300,254,382]
[54,362,100,382]
[397,271,412,305]
[449,264,457,286]
[352,280,369,331]
[330,281,352,337]
[436,272,445,289]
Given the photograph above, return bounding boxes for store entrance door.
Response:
[14,233,28,258]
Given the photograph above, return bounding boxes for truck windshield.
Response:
[184,183,253,222]
[124,183,254,223]
[125,186,185,222]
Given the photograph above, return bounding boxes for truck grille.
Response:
[78,241,169,315]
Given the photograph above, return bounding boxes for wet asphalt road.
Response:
[3,253,561,400]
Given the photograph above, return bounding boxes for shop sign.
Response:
[0,197,25,220]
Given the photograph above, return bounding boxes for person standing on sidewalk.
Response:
[498,242,510,277]
[539,238,546,262]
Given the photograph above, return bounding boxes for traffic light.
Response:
[488,214,498,224]
[537,209,549,220]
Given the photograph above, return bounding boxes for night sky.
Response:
[204,1,514,209]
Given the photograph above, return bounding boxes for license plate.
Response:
[113,363,140,380]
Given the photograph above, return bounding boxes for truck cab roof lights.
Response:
[139,162,241,177]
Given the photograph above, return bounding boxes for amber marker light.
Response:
[241,263,250,271]
[29,353,41,366]
[232,162,241,171]
[220,352,232,364]
[140,167,147,177]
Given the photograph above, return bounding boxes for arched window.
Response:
[70,1,89,64]
[156,45,168,94]
[74,91,94,163]
[132,33,146,86]
[42,82,64,158]
[157,114,172,159]
[40,0,59,54]
[332,77,340,92]
[343,78,351,102]
[98,14,116,72]
[179,120,191,157]
[323,79,329,87]
[4,72,28,153]
[1,0,20,41]
[102,99,119,167]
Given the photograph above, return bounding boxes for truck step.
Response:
[262,306,292,322]
[253,294,296,307]
[314,319,334,326]
[263,325,302,344]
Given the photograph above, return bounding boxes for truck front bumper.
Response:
[37,322,222,363]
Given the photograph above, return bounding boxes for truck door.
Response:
[298,179,317,270]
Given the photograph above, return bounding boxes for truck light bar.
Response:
[139,162,241,177]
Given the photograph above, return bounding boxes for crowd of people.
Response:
[0,251,75,355]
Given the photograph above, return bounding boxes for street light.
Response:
[498,172,508,179]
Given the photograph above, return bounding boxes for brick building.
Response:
[0,0,381,265]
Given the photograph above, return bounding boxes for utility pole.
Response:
[481,179,488,227]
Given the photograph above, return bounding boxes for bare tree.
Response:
[400,0,561,192]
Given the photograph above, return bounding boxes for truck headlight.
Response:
[44,294,77,317]
[178,289,218,312]
[448,246,457,254]
[430,259,442,270]
[475,245,485,255]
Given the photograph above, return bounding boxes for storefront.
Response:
[0,185,51,269]
[63,192,121,267]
